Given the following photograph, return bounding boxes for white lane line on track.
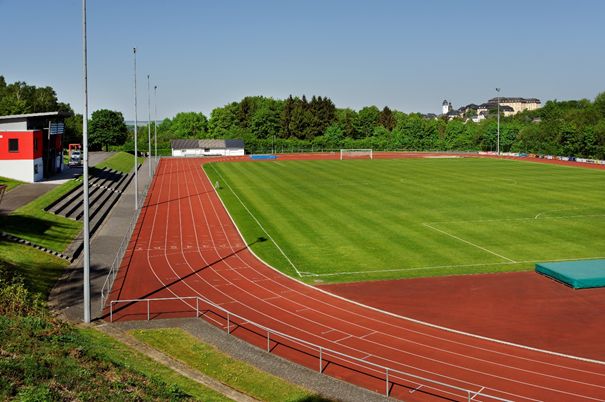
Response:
[140,159,600,402]
[422,223,517,263]
[361,330,378,339]
[334,334,353,343]
[202,162,605,399]
[321,328,337,335]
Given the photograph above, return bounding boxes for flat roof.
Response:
[0,111,72,121]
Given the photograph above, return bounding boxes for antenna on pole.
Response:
[133,48,139,210]
[82,0,91,323]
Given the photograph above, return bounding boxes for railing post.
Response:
[110,302,113,322]
[147,299,150,320]
[468,391,471,402]
[319,347,322,373]
[386,368,389,397]
[267,331,270,352]
[227,313,231,334]
[195,298,199,318]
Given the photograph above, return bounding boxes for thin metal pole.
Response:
[496,87,501,155]
[227,313,230,334]
[195,297,199,318]
[147,299,150,320]
[267,332,270,352]
[154,85,158,166]
[386,368,389,396]
[147,74,152,177]
[133,48,139,210]
[319,347,322,372]
[82,0,91,324]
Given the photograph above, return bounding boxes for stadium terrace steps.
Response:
[49,165,140,259]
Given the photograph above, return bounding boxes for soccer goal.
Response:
[339,149,373,160]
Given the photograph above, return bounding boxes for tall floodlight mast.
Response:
[147,74,152,177]
[133,48,139,209]
[82,0,91,323]
[154,85,158,166]
[496,87,501,155]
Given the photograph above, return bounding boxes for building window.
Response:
[8,138,19,152]
[204,148,210,152]
[34,164,38,174]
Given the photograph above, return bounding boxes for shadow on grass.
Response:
[0,213,76,252]
[0,238,68,297]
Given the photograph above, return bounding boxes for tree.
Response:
[354,106,380,138]
[379,106,396,131]
[208,103,239,137]
[171,112,208,138]
[89,109,128,151]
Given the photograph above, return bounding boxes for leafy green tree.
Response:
[250,100,282,139]
[89,109,128,151]
[379,106,396,131]
[354,106,380,138]
[63,114,83,145]
[171,112,208,138]
[208,103,239,137]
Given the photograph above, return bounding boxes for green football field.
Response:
[204,157,605,284]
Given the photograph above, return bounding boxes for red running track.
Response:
[106,154,605,401]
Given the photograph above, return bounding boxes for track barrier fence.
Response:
[100,157,159,309]
[108,295,510,401]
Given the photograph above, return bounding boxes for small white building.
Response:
[170,139,245,157]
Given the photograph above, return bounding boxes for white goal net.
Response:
[339,149,373,160]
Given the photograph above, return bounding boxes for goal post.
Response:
[339,149,373,160]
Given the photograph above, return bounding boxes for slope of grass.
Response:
[0,179,82,252]
[96,151,145,174]
[0,175,23,192]
[205,158,605,283]
[131,328,328,402]
[0,241,67,296]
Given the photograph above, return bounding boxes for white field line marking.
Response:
[303,256,605,278]
[534,208,579,220]
[210,164,303,277]
[422,223,516,263]
[427,213,605,226]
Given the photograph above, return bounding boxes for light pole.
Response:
[154,85,158,167]
[133,48,139,210]
[147,74,152,177]
[496,87,501,155]
[82,0,91,323]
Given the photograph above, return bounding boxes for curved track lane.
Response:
[107,155,605,401]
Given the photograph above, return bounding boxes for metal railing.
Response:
[100,159,158,309]
[109,295,510,401]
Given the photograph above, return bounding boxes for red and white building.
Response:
[0,112,70,182]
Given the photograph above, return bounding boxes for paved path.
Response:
[0,182,57,214]
[50,158,154,321]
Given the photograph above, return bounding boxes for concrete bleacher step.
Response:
[46,170,106,215]
[66,167,139,259]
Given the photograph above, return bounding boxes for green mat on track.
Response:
[536,259,605,289]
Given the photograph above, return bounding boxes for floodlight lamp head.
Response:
[496,88,501,92]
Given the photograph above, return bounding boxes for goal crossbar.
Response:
[339,149,373,160]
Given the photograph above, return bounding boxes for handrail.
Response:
[100,159,159,309]
[109,295,511,401]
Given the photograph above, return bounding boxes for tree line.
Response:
[2,75,604,159]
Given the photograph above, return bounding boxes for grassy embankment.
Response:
[0,176,23,192]
[96,151,146,174]
[132,328,328,402]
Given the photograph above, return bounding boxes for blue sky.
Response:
[1,0,604,119]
